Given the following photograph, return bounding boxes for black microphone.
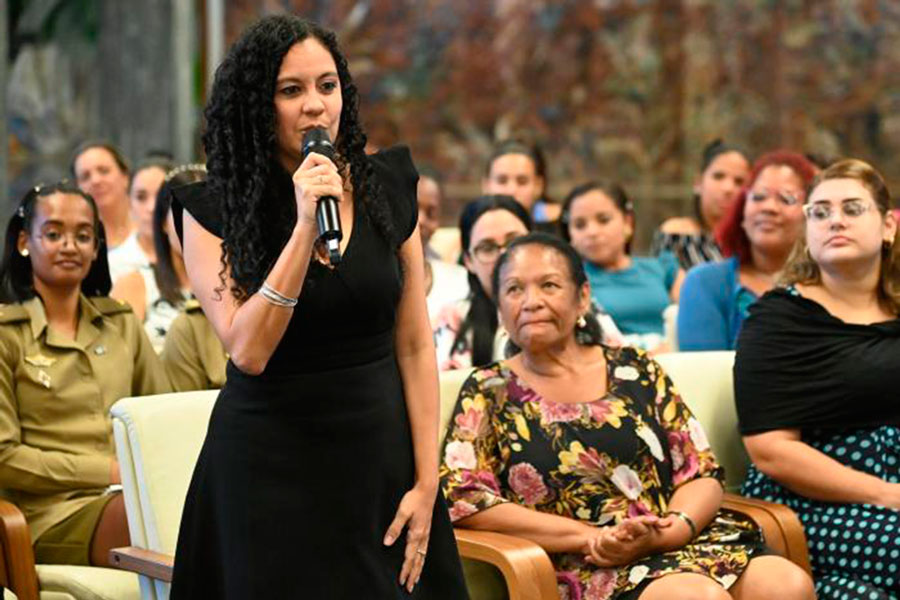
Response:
[301,127,342,265]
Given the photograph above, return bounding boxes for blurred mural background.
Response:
[5,0,900,248]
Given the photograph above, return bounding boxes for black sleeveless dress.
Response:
[169,147,468,599]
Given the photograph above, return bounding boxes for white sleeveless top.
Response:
[138,266,189,353]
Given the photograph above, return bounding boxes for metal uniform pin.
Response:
[25,353,56,368]
[37,370,51,389]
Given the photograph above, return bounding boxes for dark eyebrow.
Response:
[276,71,339,84]
[811,196,865,205]
[39,219,93,228]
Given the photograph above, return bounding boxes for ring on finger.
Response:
[416,548,427,557]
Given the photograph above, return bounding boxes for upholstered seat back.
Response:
[655,351,746,491]
[111,391,218,600]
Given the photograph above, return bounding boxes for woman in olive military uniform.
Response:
[161,298,228,390]
[0,182,170,567]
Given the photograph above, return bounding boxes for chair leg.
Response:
[0,499,41,600]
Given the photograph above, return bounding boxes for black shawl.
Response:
[734,287,900,434]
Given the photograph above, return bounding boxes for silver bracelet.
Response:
[665,510,697,540]
[258,281,298,308]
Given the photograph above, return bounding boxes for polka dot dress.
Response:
[742,426,900,600]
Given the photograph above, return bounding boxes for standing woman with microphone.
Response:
[169,15,467,599]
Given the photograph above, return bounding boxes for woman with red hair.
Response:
[677,151,817,350]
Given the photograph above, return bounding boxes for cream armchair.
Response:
[0,498,139,600]
[107,390,217,600]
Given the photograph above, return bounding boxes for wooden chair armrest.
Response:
[109,546,174,582]
[722,493,811,574]
[454,528,559,600]
[0,498,39,600]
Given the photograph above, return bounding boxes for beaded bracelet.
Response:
[258,281,298,308]
[665,510,697,540]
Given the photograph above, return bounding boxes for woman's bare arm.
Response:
[182,153,343,375]
[457,503,596,554]
[182,212,317,375]
[393,226,441,489]
[744,428,900,508]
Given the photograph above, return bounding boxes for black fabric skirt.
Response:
[171,355,468,599]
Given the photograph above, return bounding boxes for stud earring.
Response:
[19,248,29,257]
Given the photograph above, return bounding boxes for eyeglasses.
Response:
[802,199,875,223]
[470,237,520,264]
[34,229,97,248]
[747,188,803,206]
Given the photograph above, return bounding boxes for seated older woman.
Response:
[440,232,814,600]
[736,159,900,599]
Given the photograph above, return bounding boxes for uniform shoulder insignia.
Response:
[184,298,203,313]
[89,296,134,315]
[0,304,30,324]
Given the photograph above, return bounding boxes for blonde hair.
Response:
[779,158,900,313]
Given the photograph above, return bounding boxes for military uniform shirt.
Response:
[161,299,227,391]
[0,294,171,542]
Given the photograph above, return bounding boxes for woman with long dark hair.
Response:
[111,164,204,351]
[433,195,533,370]
[168,15,467,598]
[651,140,751,269]
[0,182,168,567]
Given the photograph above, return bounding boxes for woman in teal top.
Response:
[562,181,683,351]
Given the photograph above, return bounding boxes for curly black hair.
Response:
[204,15,391,302]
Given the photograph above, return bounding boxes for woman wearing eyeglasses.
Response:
[677,151,817,351]
[433,196,533,370]
[433,195,623,370]
[0,182,169,567]
[735,159,900,599]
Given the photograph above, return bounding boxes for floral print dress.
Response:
[440,346,766,600]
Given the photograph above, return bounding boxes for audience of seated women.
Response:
[112,164,205,351]
[652,140,751,269]
[678,151,816,350]
[735,159,900,599]
[562,181,683,352]
[441,232,814,600]
[0,182,170,567]
[71,141,144,282]
[433,196,621,370]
